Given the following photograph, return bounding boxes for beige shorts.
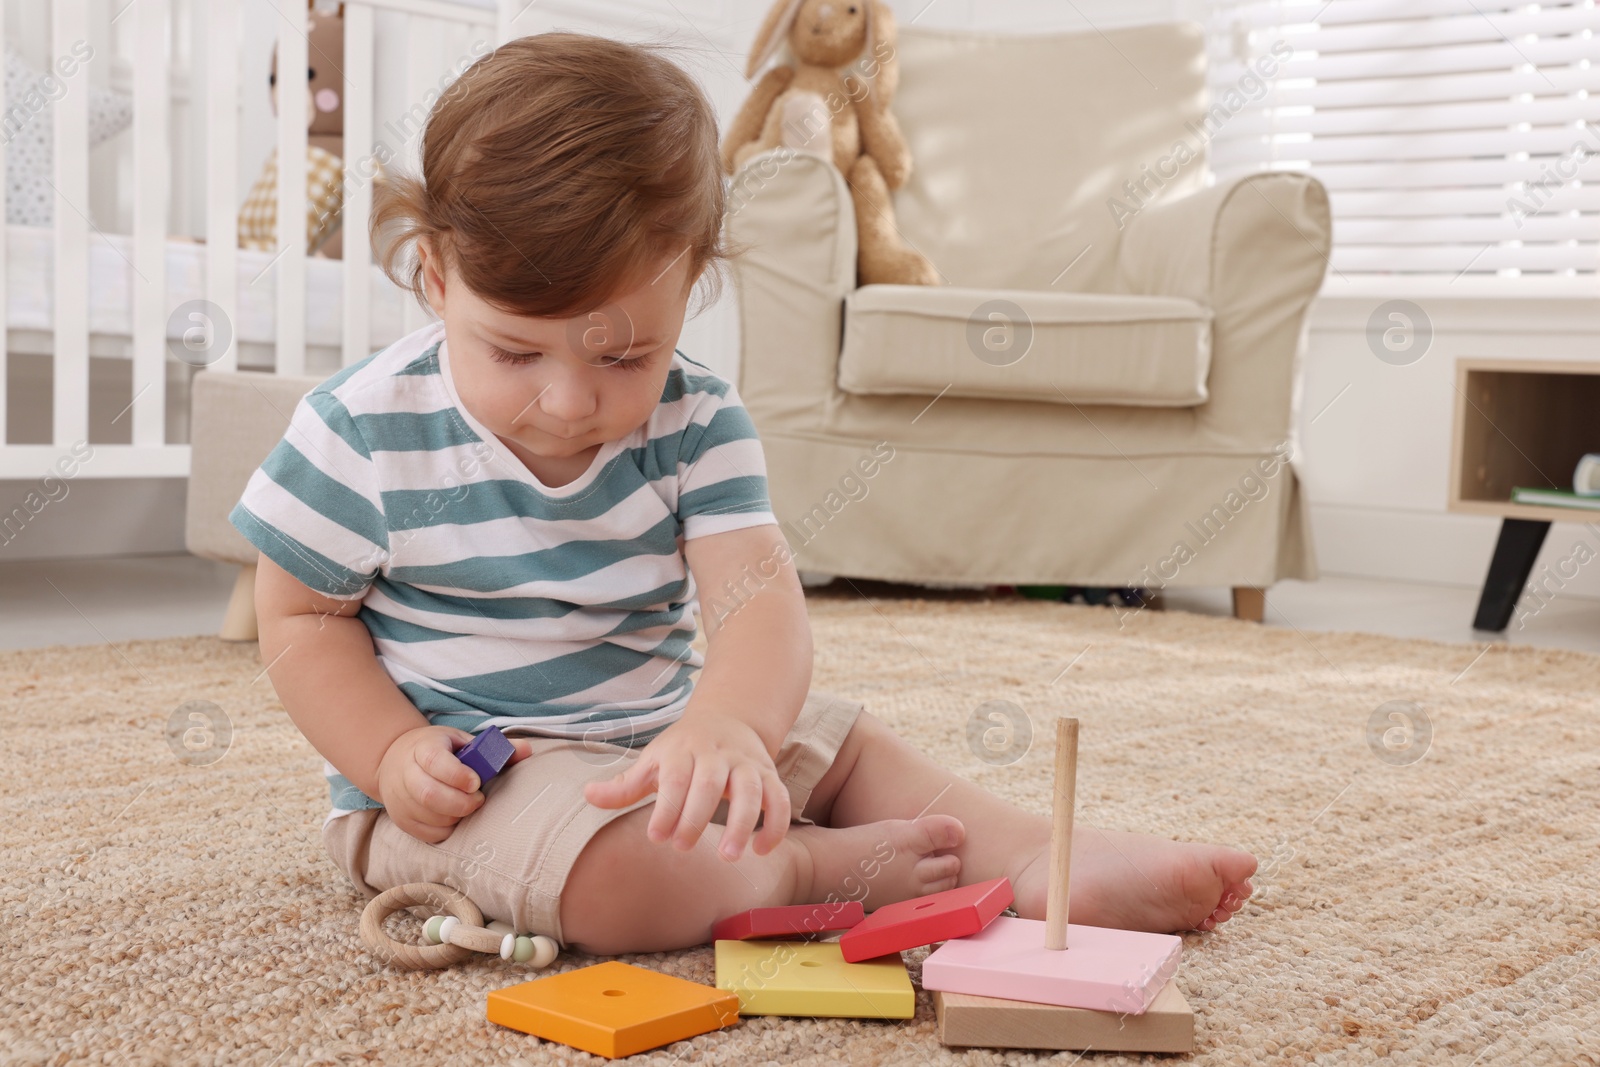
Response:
[322,688,862,946]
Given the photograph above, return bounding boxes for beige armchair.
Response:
[725,22,1330,620]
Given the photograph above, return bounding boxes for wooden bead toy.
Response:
[934,978,1194,1052]
[715,939,914,1019]
[457,724,514,786]
[359,882,559,971]
[837,875,1012,962]
[488,960,740,1059]
[711,900,865,942]
[922,719,1183,1017]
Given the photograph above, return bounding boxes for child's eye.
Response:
[489,345,540,365]
[489,343,658,370]
[598,351,658,372]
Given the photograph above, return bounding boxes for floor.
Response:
[3,553,1600,654]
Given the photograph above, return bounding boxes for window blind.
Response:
[1204,0,1600,286]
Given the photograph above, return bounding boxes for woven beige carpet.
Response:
[6,592,1600,1066]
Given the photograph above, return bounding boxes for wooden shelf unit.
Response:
[1450,358,1600,522]
[1448,358,1600,630]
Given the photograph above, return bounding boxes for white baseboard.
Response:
[0,478,188,562]
[1309,502,1600,601]
[10,480,1600,609]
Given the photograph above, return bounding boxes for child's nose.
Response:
[537,375,598,422]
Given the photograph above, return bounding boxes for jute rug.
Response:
[5,591,1599,1066]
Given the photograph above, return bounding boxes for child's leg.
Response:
[804,712,1258,934]
[559,805,965,956]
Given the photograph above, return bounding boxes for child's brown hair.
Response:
[372,32,726,318]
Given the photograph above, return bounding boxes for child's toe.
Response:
[907,814,966,855]
[1221,880,1253,911]
[1218,851,1259,886]
[915,852,962,889]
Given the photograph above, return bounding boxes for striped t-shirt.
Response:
[228,320,778,823]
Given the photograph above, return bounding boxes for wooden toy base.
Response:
[934,979,1194,1053]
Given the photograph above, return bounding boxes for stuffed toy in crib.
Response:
[722,0,939,287]
[238,0,350,259]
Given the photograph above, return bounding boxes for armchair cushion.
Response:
[837,285,1213,407]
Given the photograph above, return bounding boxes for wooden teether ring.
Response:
[360,882,483,970]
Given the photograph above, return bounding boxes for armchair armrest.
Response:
[1117,172,1331,309]
[724,149,858,432]
[1116,172,1331,447]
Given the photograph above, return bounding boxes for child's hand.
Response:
[376,725,533,844]
[584,715,791,861]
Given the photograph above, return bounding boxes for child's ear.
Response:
[418,238,447,308]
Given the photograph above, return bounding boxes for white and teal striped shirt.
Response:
[229,321,777,822]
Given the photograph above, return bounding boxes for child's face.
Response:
[422,247,695,461]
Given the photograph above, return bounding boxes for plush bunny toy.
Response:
[722,0,939,287]
[238,0,347,259]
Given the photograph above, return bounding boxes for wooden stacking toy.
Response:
[457,724,515,785]
[489,961,740,1059]
[715,940,914,1018]
[922,718,1193,1051]
[392,716,1197,1056]
[839,876,1011,962]
[936,979,1194,1053]
[711,900,864,941]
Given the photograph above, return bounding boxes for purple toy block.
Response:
[457,725,515,787]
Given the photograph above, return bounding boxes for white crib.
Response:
[0,0,531,479]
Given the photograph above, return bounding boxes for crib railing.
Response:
[0,0,503,480]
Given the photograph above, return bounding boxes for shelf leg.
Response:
[1472,518,1550,632]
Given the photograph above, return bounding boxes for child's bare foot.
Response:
[1010,827,1257,934]
[790,815,965,911]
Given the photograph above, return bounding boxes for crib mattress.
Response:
[4,224,407,351]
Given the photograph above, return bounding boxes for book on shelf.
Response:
[1510,487,1600,511]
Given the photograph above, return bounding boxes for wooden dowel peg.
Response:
[1044,717,1078,951]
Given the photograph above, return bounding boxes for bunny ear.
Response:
[866,0,899,102]
[746,0,805,79]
